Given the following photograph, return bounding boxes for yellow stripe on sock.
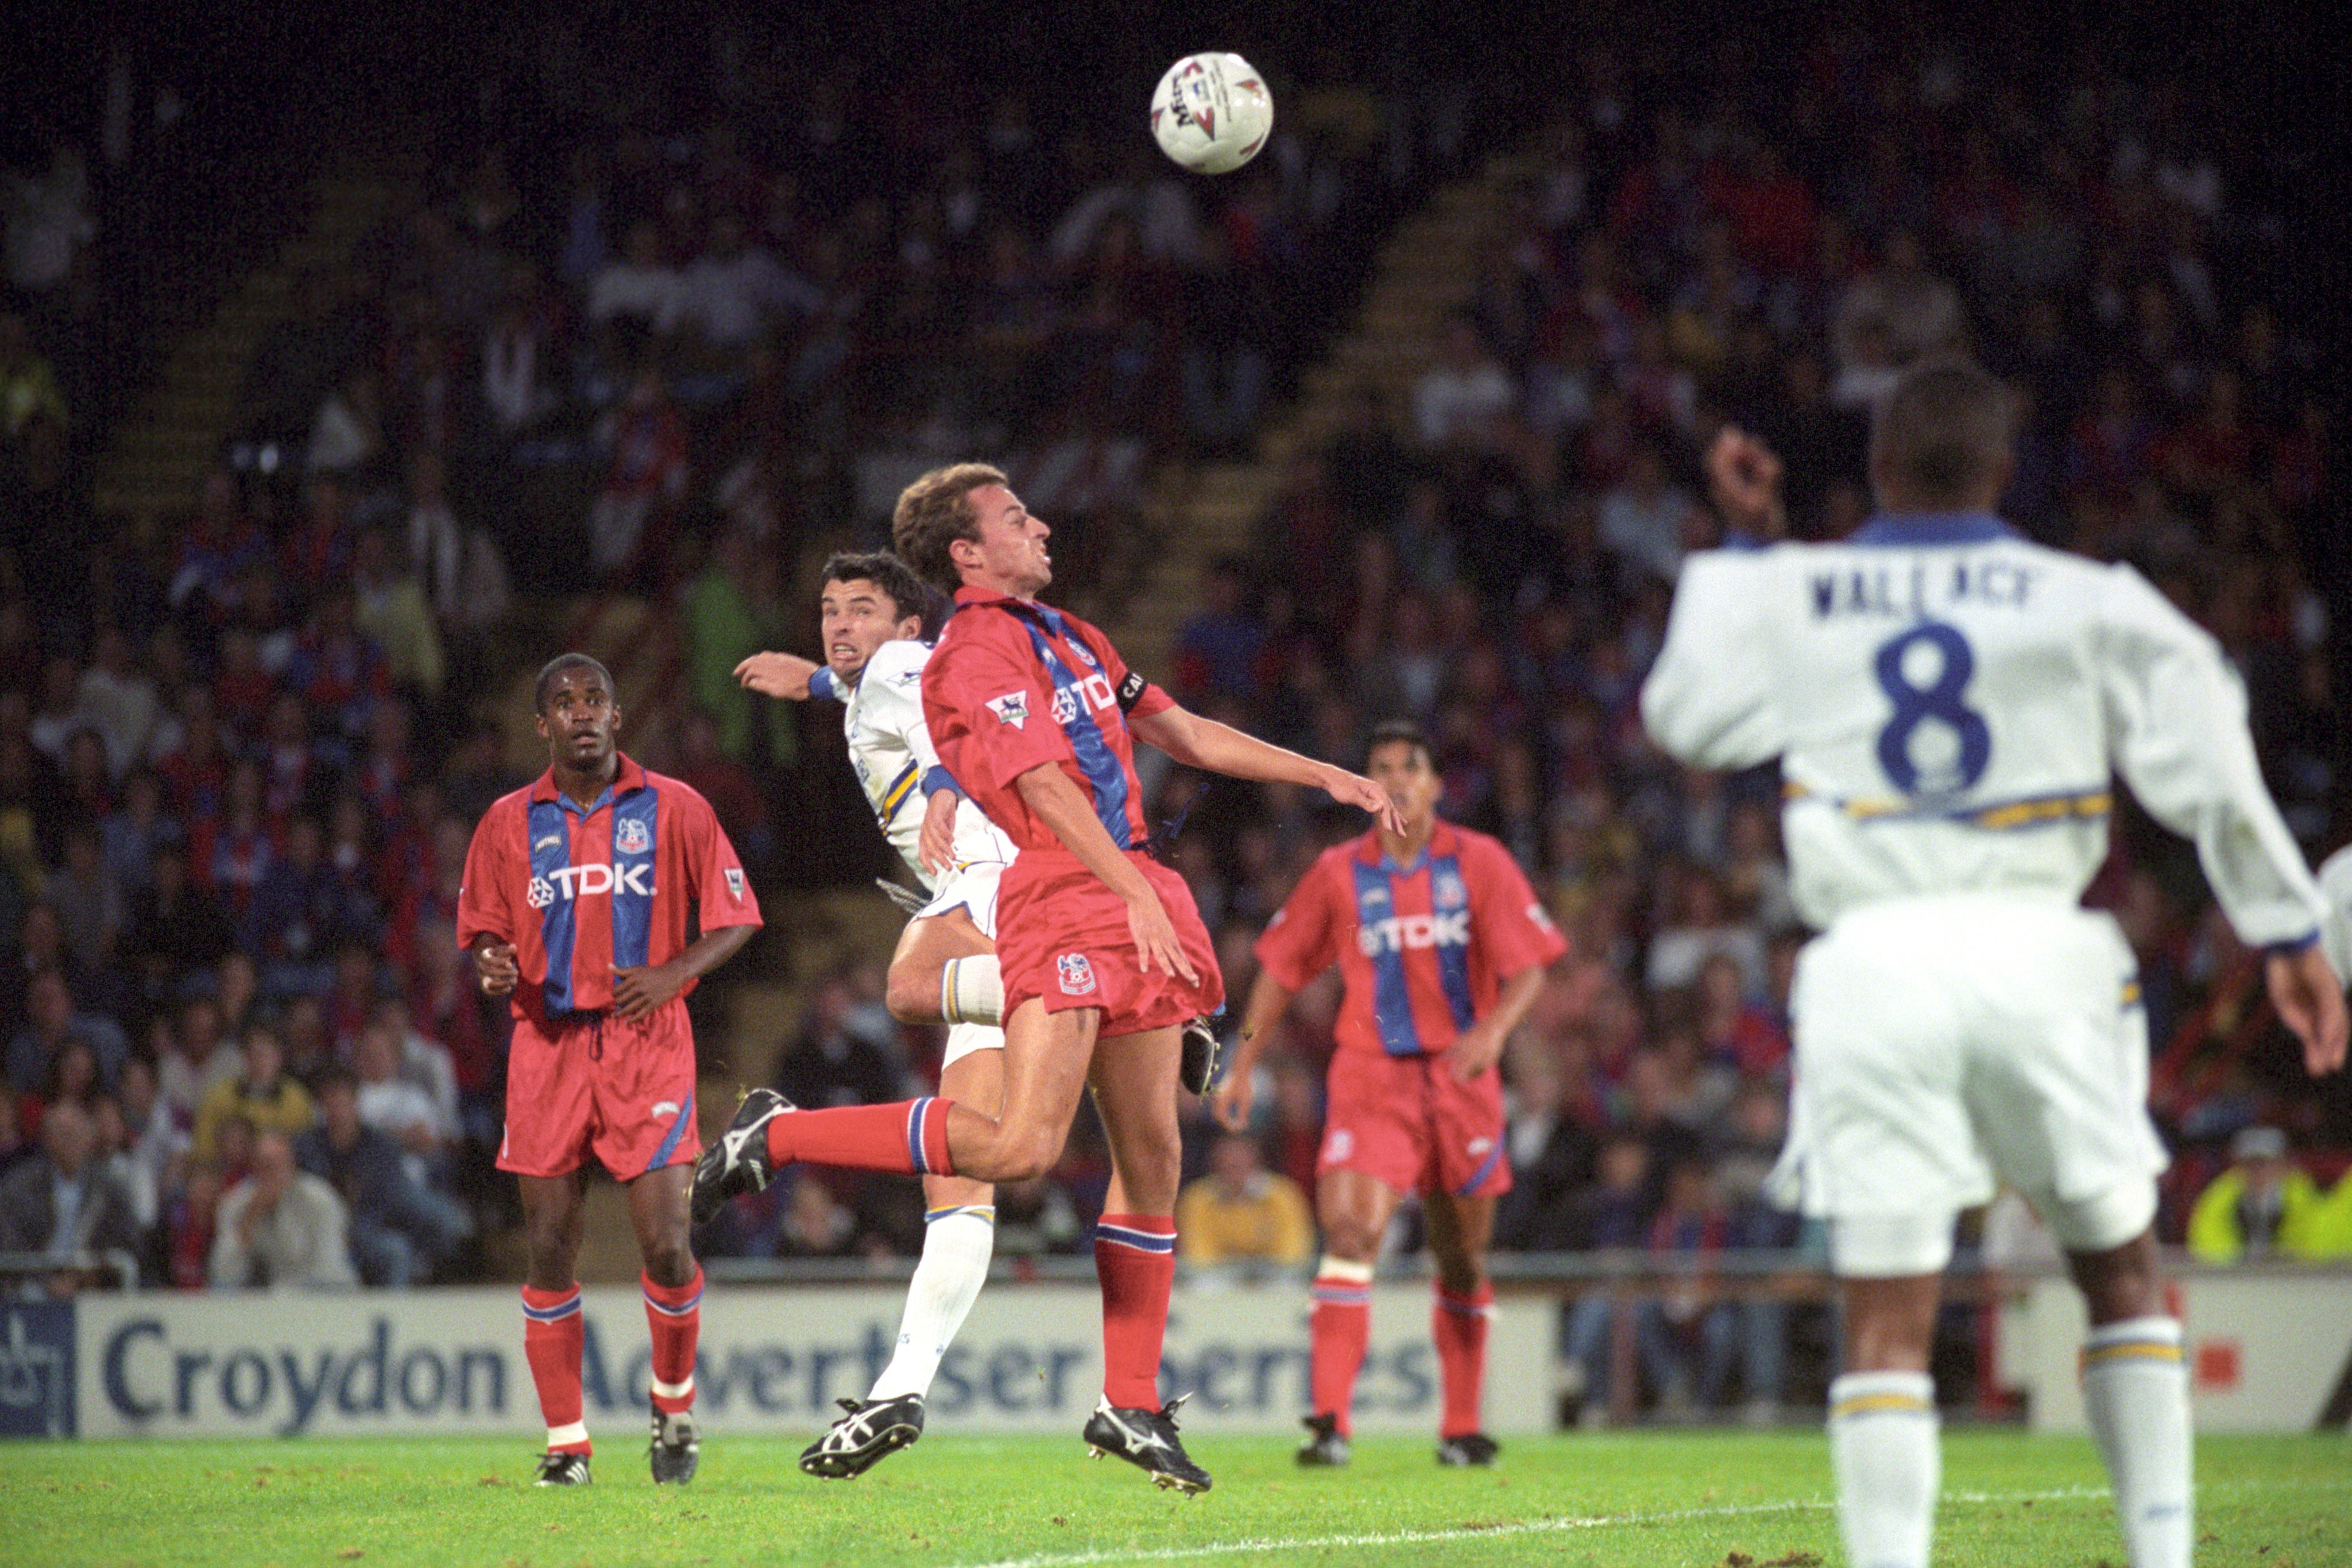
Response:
[1831,1392,1934,1419]
[2081,1340,2183,1368]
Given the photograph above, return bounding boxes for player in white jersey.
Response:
[1642,362,2346,1568]
[734,550,1016,1477]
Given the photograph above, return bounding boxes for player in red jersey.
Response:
[694,462,1398,1493]
[1214,719,1565,1469]
[459,654,761,1486]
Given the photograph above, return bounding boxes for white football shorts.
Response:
[1771,891,2164,1277]
[917,857,1005,939]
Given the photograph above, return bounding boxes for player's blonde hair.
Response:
[892,462,1007,594]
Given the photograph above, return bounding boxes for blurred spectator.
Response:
[193,1023,316,1166]
[156,994,238,1134]
[774,972,910,1112]
[2185,1125,2351,1263]
[9,967,127,1098]
[352,1016,455,1189]
[45,824,121,977]
[296,1069,470,1286]
[1175,1132,1314,1275]
[0,1098,141,1289]
[208,1128,357,1290]
[1414,318,1515,450]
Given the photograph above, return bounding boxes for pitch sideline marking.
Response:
[941,1478,2343,1568]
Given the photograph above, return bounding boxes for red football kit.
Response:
[1255,820,1565,1199]
[457,754,761,1179]
[922,586,1222,1035]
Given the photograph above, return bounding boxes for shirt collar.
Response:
[1846,511,2021,547]
[1361,819,1456,874]
[529,753,647,815]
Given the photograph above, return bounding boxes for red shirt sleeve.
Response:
[1464,833,1569,979]
[674,784,762,931]
[454,802,513,951]
[925,620,1073,798]
[1254,850,1344,991]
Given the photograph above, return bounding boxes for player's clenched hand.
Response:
[1705,425,1786,540]
[1324,769,1405,836]
[2266,944,2350,1075]
[474,940,519,997]
[734,650,820,700]
[613,961,687,1019]
[919,788,959,877]
[1444,1018,1507,1083]
[1124,886,1200,985]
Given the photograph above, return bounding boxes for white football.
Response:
[1149,53,1273,175]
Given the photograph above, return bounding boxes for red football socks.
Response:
[521,1284,589,1453]
[642,1265,701,1414]
[1309,1264,1374,1435]
[1433,1281,1494,1438]
[765,1097,956,1177]
[1094,1214,1177,1410]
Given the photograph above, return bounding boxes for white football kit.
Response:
[1643,513,2327,1275]
[815,637,1017,1066]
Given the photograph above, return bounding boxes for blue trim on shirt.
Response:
[2265,930,2322,957]
[1019,609,1132,850]
[1846,511,2022,547]
[1427,853,1479,1033]
[528,799,578,1014]
[609,787,658,970]
[1354,859,1422,1056]
[808,667,838,702]
[920,765,964,800]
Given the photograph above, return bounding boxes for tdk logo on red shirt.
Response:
[527,862,655,908]
[1357,911,1470,955]
[1050,672,1118,727]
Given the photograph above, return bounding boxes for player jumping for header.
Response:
[697,463,1399,1494]
[731,549,1017,1478]
[459,655,762,1485]
[1642,361,2346,1568]
[1214,719,1564,1469]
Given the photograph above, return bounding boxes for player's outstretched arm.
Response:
[1212,969,1298,1130]
[734,650,821,700]
[1013,761,1198,982]
[2265,943,2350,1076]
[1132,704,1403,833]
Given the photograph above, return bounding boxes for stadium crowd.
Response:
[1,6,2346,1419]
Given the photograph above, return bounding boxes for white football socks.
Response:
[940,957,1005,1026]
[2082,1317,2192,1568]
[868,1206,996,1402]
[1828,1370,1939,1568]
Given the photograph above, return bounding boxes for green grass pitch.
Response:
[2,1430,2345,1567]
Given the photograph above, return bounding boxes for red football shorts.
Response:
[497,1000,701,1180]
[996,847,1224,1039]
[1316,1051,1511,1199]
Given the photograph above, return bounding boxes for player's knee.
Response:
[1320,1219,1380,1261]
[641,1240,696,1288]
[885,962,938,1023]
[991,1124,1067,1183]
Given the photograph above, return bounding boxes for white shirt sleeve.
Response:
[2095,563,2325,948]
[862,641,945,777]
[2318,847,2352,989]
[1641,549,1786,771]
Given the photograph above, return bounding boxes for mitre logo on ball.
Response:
[1150,53,1273,175]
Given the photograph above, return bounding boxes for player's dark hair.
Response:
[533,652,614,713]
[822,550,934,628]
[1868,358,2016,510]
[1365,718,1435,771]
[892,462,1007,593]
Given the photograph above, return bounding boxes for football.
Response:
[1149,53,1274,175]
